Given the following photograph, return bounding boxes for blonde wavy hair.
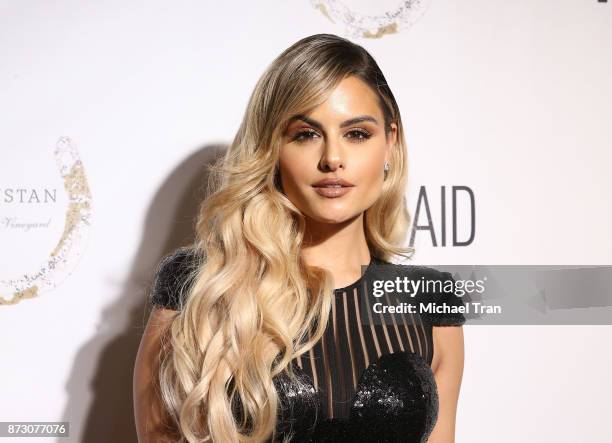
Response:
[157,33,415,442]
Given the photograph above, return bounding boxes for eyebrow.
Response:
[288,114,379,131]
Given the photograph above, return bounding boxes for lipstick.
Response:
[312,178,354,198]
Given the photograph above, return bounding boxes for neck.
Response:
[300,213,371,286]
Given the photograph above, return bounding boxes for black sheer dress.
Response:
[149,247,465,443]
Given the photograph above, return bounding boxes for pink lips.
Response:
[311,177,355,198]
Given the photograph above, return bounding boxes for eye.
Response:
[345,129,372,143]
[292,129,320,144]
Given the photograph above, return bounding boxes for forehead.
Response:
[292,76,382,124]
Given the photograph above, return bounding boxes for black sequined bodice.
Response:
[149,248,465,442]
[272,350,439,443]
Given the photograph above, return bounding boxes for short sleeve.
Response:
[149,247,200,310]
[418,270,466,327]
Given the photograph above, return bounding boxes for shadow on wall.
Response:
[61,143,227,442]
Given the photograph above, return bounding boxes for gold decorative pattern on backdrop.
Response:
[310,0,431,38]
[0,136,93,305]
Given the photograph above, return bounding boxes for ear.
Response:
[385,122,398,163]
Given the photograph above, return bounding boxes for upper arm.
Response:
[423,270,466,443]
[134,247,200,441]
[428,325,464,443]
[133,307,179,443]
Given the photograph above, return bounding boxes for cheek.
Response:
[352,150,386,206]
[355,149,386,183]
[278,152,309,192]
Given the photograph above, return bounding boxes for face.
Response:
[278,75,398,226]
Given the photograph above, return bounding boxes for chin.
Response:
[306,209,361,225]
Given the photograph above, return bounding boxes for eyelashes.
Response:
[291,128,372,144]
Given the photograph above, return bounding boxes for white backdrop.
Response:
[1,1,611,442]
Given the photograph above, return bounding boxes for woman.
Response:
[133,33,465,443]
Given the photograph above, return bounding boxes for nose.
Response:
[318,138,344,172]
